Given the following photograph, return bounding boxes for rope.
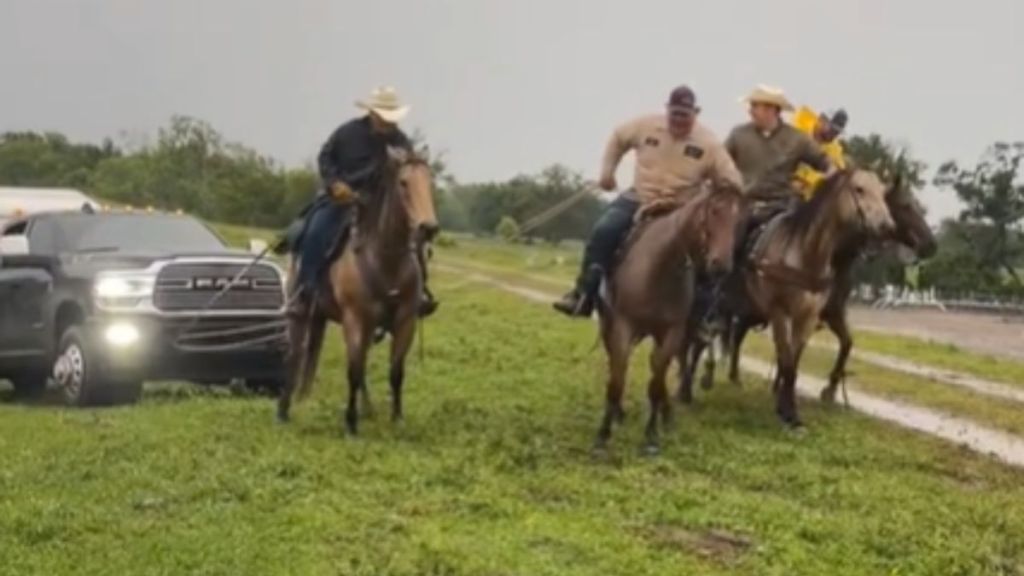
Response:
[518,185,601,236]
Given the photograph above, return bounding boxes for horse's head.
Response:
[885,176,937,260]
[385,146,439,242]
[830,169,895,238]
[694,182,745,275]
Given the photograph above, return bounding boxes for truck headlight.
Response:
[94,274,155,308]
[95,276,154,298]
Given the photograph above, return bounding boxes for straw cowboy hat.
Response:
[740,84,795,112]
[356,86,410,123]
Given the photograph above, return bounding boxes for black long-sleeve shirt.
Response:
[317,116,412,193]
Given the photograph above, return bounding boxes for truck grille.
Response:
[168,317,288,352]
[154,262,284,312]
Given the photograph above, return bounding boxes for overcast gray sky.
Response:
[2,0,1021,222]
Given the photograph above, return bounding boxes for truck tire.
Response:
[54,327,142,407]
[11,368,49,399]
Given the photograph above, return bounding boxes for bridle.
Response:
[692,188,741,263]
[351,154,433,305]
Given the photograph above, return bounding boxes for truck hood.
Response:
[59,249,274,278]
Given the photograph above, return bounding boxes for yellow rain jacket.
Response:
[792,106,846,200]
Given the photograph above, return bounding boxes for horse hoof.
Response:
[614,409,626,424]
[700,374,714,391]
[820,388,837,405]
[678,392,694,406]
[276,412,290,425]
[591,442,611,461]
[780,417,805,432]
[344,414,359,436]
[642,443,661,457]
[786,423,807,437]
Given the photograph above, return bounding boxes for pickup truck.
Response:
[0,209,288,406]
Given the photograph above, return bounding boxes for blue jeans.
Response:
[575,194,640,293]
[296,201,350,294]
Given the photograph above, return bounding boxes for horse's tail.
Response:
[295,312,328,401]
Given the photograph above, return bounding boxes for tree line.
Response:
[0,116,1021,297]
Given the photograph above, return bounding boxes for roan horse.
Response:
[681,172,936,405]
[277,147,438,434]
[595,184,744,454]
[681,170,894,427]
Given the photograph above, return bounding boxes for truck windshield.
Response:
[49,214,228,253]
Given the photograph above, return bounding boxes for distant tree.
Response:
[452,164,601,241]
[0,131,120,188]
[496,216,520,243]
[935,142,1024,288]
[844,134,927,188]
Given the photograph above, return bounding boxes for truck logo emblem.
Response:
[188,277,253,290]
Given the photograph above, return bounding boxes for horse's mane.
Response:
[783,169,852,238]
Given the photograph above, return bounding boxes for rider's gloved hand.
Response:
[330,181,356,204]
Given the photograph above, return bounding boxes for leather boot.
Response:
[552,265,601,318]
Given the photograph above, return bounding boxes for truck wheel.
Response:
[11,368,49,399]
[54,327,142,407]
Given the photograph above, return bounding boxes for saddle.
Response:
[744,210,789,265]
[599,208,690,305]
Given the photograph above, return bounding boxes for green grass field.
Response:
[3,268,1024,575]
[437,236,1024,388]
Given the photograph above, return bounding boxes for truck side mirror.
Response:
[0,235,29,256]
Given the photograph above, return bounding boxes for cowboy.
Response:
[290,86,438,316]
[725,85,835,250]
[553,85,743,317]
[792,106,848,199]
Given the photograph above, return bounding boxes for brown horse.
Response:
[277,147,438,434]
[595,185,744,454]
[817,178,936,403]
[714,169,894,427]
[682,175,936,403]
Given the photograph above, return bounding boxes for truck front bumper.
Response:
[86,314,288,383]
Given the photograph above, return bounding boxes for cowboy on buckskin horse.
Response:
[725,85,837,254]
[553,85,744,317]
[287,86,438,318]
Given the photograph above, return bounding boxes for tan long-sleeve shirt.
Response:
[601,115,743,204]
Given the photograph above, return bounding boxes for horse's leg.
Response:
[785,312,819,428]
[646,327,682,455]
[341,313,371,435]
[821,307,852,405]
[388,311,417,423]
[676,330,699,405]
[596,318,632,451]
[277,309,309,423]
[770,313,800,427]
[728,316,752,386]
[701,333,716,391]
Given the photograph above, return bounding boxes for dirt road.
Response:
[851,306,1024,361]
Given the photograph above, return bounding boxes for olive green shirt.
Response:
[724,122,830,201]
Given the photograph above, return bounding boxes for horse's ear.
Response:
[890,171,904,196]
[387,146,409,163]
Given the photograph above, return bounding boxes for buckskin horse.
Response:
[682,170,894,428]
[277,147,438,434]
[680,172,936,405]
[594,184,744,454]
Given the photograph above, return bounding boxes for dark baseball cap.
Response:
[667,85,698,112]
